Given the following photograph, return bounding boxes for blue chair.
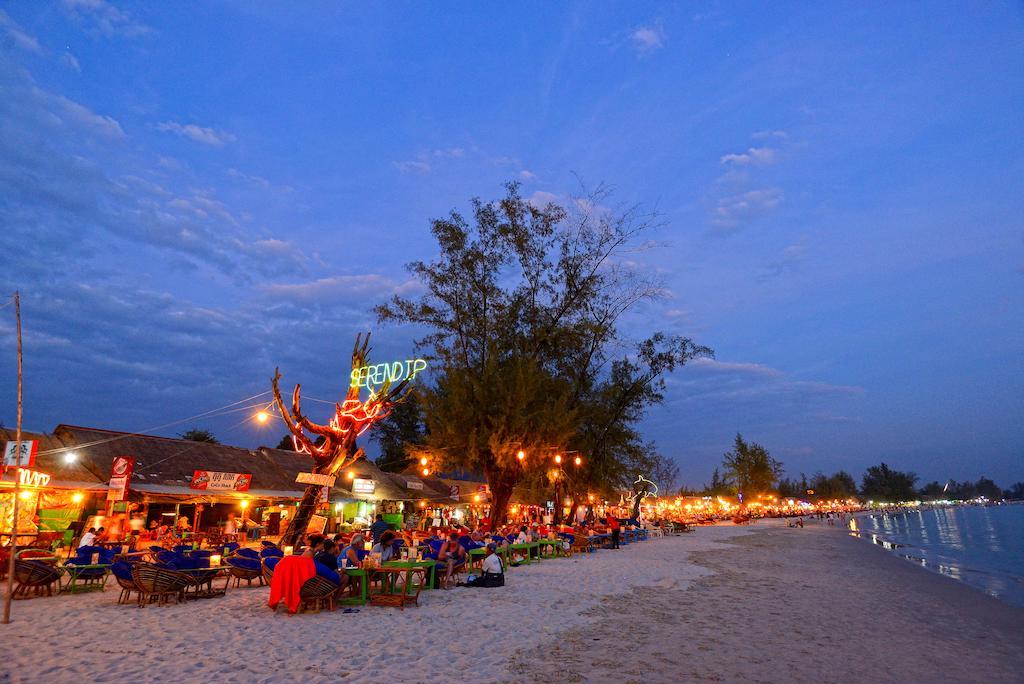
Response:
[260,547,284,559]
[172,544,193,554]
[111,560,141,604]
[226,556,263,587]
[235,547,260,560]
[221,542,240,554]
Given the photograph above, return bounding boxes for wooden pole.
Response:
[3,291,23,624]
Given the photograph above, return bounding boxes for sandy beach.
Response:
[3,523,1023,683]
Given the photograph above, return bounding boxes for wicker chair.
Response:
[225,556,263,587]
[299,574,339,613]
[12,560,62,598]
[131,562,191,607]
[260,557,278,586]
[110,561,141,605]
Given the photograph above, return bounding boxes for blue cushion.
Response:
[226,557,260,572]
[264,555,281,571]
[313,560,340,586]
[172,545,193,554]
[236,548,260,560]
[111,561,134,581]
[260,547,283,559]
[222,542,240,553]
[149,545,167,553]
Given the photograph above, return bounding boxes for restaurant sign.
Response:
[3,440,38,467]
[352,478,375,495]
[107,455,134,502]
[350,358,427,390]
[18,468,50,488]
[190,470,252,492]
[296,472,336,487]
[405,479,424,490]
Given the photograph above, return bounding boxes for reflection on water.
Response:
[850,505,1024,608]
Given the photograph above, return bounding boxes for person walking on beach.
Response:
[606,514,621,549]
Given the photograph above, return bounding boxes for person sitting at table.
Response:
[314,538,339,568]
[371,531,399,562]
[78,527,97,549]
[437,532,467,589]
[459,542,504,588]
[95,526,107,542]
[514,526,529,544]
[177,516,191,534]
[339,533,365,568]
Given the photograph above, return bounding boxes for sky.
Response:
[0,2,1021,489]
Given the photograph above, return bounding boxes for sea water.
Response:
[850,504,1024,607]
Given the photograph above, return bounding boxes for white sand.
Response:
[0,527,752,683]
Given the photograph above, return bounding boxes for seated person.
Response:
[370,531,399,562]
[436,532,467,588]
[313,539,339,568]
[514,526,530,544]
[339,534,365,568]
[460,543,505,588]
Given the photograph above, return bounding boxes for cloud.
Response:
[758,242,807,281]
[262,274,421,304]
[720,146,777,166]
[528,190,560,209]
[62,52,81,71]
[63,0,151,38]
[393,160,431,175]
[630,24,665,52]
[156,121,235,146]
[675,357,864,404]
[432,147,464,158]
[710,188,783,230]
[752,130,788,140]
[227,167,270,189]
[0,9,42,53]
[690,357,785,379]
[519,169,537,181]
[43,90,126,139]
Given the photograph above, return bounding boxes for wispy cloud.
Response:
[394,160,431,175]
[752,130,788,140]
[62,52,81,71]
[710,188,783,230]
[263,274,420,303]
[36,88,126,139]
[432,147,464,158]
[758,242,807,281]
[720,146,777,166]
[0,9,43,53]
[156,121,235,146]
[630,24,665,52]
[63,0,151,38]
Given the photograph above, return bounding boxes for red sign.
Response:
[3,440,38,467]
[190,470,252,492]
[107,456,134,502]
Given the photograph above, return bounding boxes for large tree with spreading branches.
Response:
[376,182,711,524]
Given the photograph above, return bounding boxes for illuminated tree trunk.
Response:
[273,333,411,547]
[486,464,517,529]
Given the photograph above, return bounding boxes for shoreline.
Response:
[513,519,1024,683]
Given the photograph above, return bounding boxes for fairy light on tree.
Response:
[272,332,417,546]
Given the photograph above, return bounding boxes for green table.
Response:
[538,539,562,559]
[508,542,540,564]
[341,568,368,605]
[382,560,436,593]
[61,564,111,593]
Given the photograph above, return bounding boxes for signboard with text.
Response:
[306,514,327,535]
[190,470,252,492]
[352,478,375,495]
[296,472,336,487]
[3,440,38,467]
[107,455,135,501]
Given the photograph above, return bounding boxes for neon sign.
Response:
[18,469,51,488]
[350,358,427,390]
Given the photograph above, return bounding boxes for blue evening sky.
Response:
[1,2,1021,488]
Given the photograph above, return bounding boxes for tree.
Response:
[180,428,218,444]
[274,435,295,451]
[1004,482,1024,500]
[377,182,711,524]
[271,334,411,545]
[808,470,858,500]
[703,467,731,496]
[860,462,918,502]
[721,434,783,496]
[373,388,425,472]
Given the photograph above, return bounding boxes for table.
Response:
[61,563,111,593]
[182,567,229,600]
[369,566,427,609]
[537,540,562,559]
[340,568,368,606]
[508,542,540,564]
[382,559,436,593]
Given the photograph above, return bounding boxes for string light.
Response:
[574,456,582,466]
[516,450,525,461]
[71,492,83,503]
[63,452,78,464]
[554,454,562,464]
[422,468,430,476]
[419,457,427,466]
[347,471,356,480]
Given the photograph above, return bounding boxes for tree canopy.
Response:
[179,428,218,444]
[376,182,710,523]
[720,433,783,496]
[373,388,426,473]
[860,462,918,501]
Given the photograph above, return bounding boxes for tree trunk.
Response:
[280,484,322,546]
[486,465,517,529]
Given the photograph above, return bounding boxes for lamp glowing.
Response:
[19,490,31,501]
[347,471,356,480]
[516,450,525,461]
[419,457,427,466]
[63,451,78,464]
[574,456,582,466]
[71,492,84,504]
[256,411,269,424]
[554,454,562,464]
[422,468,430,476]
[240,500,249,509]
[473,494,480,502]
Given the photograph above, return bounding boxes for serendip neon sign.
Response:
[350,358,427,390]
